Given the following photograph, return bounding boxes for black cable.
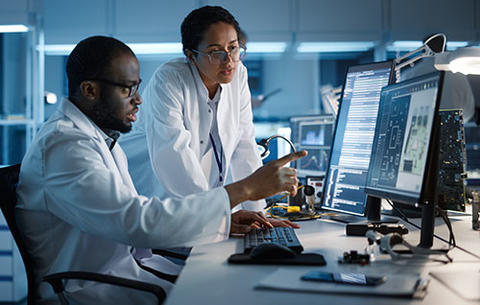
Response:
[386,198,455,249]
[435,207,455,247]
[386,199,480,260]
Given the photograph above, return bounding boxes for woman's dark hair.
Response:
[181,6,243,55]
[66,35,135,99]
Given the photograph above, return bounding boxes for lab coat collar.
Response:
[58,98,113,149]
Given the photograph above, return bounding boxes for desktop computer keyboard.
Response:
[244,227,304,254]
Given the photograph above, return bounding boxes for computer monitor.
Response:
[321,61,394,221]
[289,115,335,178]
[365,71,444,248]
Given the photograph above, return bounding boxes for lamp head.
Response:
[434,47,480,75]
[258,138,270,159]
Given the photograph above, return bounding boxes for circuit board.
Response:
[437,109,467,211]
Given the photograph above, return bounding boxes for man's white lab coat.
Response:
[120,58,265,211]
[16,98,231,304]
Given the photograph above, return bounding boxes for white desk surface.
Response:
[166,214,480,305]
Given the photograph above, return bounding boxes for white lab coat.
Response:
[16,98,230,305]
[120,57,265,211]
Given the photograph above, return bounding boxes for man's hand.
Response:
[225,151,307,208]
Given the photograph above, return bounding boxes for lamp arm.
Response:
[264,135,296,153]
[394,52,432,71]
[393,33,447,80]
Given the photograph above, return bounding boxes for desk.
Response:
[166,215,479,305]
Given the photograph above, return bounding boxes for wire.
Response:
[277,185,304,202]
[386,198,480,260]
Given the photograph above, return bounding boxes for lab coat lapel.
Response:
[217,84,234,171]
[189,61,214,154]
[111,144,137,194]
[59,99,136,194]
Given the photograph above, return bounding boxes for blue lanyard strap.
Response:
[209,133,223,182]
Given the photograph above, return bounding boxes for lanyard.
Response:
[209,133,223,182]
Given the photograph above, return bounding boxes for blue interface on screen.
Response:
[322,62,393,216]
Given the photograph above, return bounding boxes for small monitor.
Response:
[365,72,444,247]
[289,115,335,177]
[321,61,394,219]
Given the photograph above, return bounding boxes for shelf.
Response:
[0,119,35,126]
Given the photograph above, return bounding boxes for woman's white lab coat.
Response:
[120,58,265,210]
[16,99,231,304]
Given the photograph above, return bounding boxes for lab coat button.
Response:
[208,109,212,113]
[200,140,204,144]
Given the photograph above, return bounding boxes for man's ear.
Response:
[80,80,98,101]
[185,50,195,63]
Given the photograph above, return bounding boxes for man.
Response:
[16,36,305,304]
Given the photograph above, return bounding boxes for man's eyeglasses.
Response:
[191,46,246,65]
[91,78,142,97]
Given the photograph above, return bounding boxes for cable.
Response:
[386,199,480,260]
[435,208,455,247]
[385,198,452,247]
[257,135,296,159]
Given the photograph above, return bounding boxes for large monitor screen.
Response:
[321,61,394,216]
[365,72,443,204]
[290,115,335,177]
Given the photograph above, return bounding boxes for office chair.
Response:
[0,164,166,305]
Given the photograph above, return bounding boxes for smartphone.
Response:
[301,271,386,286]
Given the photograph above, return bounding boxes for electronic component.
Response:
[304,185,315,212]
[437,109,467,211]
[338,250,370,265]
[268,205,300,217]
[306,175,324,206]
[473,191,480,230]
[346,223,408,236]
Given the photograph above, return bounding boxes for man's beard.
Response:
[91,91,132,133]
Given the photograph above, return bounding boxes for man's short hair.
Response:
[66,36,135,99]
[180,6,243,56]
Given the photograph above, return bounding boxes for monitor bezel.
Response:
[320,60,395,216]
[364,71,445,206]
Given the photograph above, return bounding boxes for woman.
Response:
[121,6,294,218]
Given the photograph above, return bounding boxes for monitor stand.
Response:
[328,196,399,224]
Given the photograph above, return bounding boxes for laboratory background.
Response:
[1,0,480,303]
